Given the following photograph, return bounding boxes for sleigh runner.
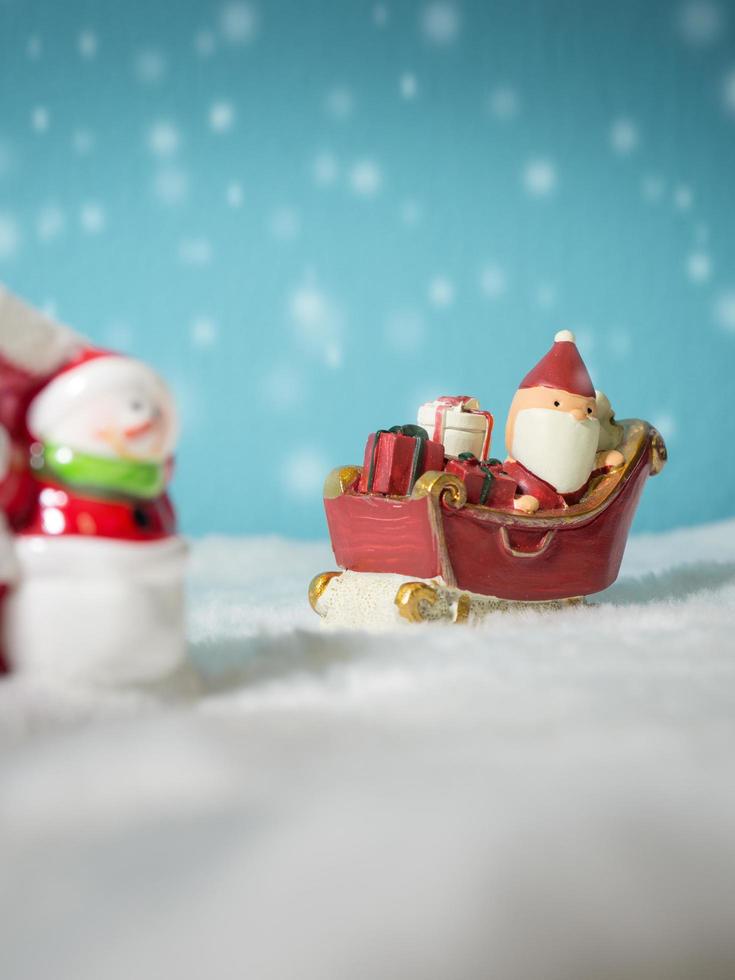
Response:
[310,418,667,625]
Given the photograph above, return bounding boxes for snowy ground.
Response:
[2,520,735,980]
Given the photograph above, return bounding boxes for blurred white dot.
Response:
[523,159,557,197]
[714,290,735,332]
[27,35,42,60]
[153,167,189,206]
[400,198,422,226]
[722,68,735,114]
[488,85,520,120]
[641,174,665,203]
[209,100,235,133]
[428,275,454,308]
[400,72,418,100]
[31,106,49,133]
[72,128,95,155]
[283,447,328,500]
[134,48,167,84]
[384,309,425,352]
[191,317,219,349]
[178,237,212,266]
[349,159,383,197]
[674,184,693,210]
[0,214,20,260]
[535,282,557,310]
[651,413,677,440]
[78,29,98,59]
[194,30,217,57]
[220,2,259,43]
[373,4,389,27]
[36,205,65,242]
[687,251,711,283]
[312,151,339,186]
[324,343,341,368]
[421,2,461,44]
[147,120,180,157]
[226,181,244,207]
[325,86,353,120]
[269,207,301,240]
[479,263,507,299]
[610,117,639,155]
[676,1,723,45]
[289,280,344,366]
[80,202,106,234]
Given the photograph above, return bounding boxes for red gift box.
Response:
[358,425,445,496]
[444,454,518,507]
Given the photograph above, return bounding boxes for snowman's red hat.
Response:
[519,330,595,398]
[27,347,152,441]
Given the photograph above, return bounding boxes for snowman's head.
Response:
[28,351,179,463]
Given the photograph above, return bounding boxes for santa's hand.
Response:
[600,449,624,469]
[514,494,540,514]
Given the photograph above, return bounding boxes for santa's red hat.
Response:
[519,330,595,398]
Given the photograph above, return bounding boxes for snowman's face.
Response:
[31,358,179,463]
[91,380,178,461]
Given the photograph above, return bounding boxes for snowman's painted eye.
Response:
[130,400,144,412]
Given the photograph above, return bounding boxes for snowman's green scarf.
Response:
[41,443,166,500]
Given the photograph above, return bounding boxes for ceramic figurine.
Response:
[0,290,187,683]
[310,330,667,627]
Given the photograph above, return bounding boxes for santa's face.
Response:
[30,358,179,463]
[506,386,600,494]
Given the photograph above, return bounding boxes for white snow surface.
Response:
[2,519,735,980]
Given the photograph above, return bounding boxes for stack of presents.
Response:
[357,395,517,508]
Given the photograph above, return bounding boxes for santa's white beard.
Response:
[512,408,600,494]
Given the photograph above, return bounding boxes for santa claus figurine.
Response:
[4,344,188,684]
[504,330,625,514]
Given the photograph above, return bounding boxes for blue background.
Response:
[1,0,734,538]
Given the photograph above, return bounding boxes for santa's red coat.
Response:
[502,460,589,511]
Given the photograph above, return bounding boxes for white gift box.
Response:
[417,395,494,460]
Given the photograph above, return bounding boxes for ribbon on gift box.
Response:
[457,451,496,505]
[365,424,430,495]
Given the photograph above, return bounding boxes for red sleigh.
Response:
[310,419,667,623]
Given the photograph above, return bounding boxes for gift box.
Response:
[445,454,518,507]
[417,395,494,460]
[358,425,445,496]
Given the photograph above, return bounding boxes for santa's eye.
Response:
[587,407,593,414]
[553,400,560,407]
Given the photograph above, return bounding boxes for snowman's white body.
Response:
[6,534,188,684]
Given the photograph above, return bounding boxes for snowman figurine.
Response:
[5,346,187,684]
